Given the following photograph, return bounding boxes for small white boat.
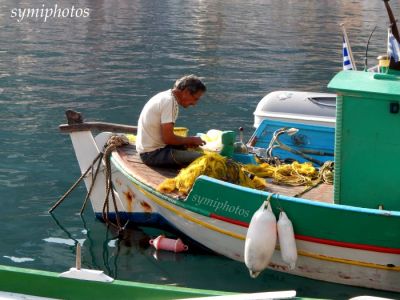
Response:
[253,91,336,128]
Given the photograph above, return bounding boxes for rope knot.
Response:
[106,135,129,149]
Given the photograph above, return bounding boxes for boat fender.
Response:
[277,211,297,270]
[149,235,188,253]
[244,200,277,278]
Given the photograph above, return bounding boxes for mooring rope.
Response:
[49,153,102,213]
[50,134,129,234]
[101,135,129,231]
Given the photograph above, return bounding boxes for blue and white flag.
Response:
[342,37,354,70]
[388,30,400,63]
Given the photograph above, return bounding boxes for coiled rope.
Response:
[246,160,334,197]
[292,161,334,197]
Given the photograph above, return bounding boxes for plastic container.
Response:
[125,134,136,143]
[174,127,189,137]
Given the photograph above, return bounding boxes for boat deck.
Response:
[116,145,333,204]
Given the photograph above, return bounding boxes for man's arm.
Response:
[161,123,205,147]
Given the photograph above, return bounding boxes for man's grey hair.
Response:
[173,75,206,94]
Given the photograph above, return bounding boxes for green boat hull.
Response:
[0,265,229,300]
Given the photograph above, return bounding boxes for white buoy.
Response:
[277,211,298,270]
[244,200,277,278]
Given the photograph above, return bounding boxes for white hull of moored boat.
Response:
[67,129,400,293]
[254,91,336,128]
[108,161,400,292]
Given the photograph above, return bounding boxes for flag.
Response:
[388,30,400,63]
[342,37,354,70]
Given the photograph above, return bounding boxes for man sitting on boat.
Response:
[136,75,206,167]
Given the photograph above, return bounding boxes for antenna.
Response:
[364,26,377,71]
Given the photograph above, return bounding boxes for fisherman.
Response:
[136,75,206,167]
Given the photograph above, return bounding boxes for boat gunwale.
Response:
[0,265,230,298]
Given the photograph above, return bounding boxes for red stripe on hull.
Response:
[210,213,249,228]
[295,234,400,254]
[209,214,400,254]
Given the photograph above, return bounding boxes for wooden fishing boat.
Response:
[59,68,400,293]
[58,2,400,291]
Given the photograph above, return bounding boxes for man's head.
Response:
[173,75,206,108]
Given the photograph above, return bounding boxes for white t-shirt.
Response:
[136,89,179,154]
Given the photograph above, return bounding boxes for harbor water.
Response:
[0,0,399,299]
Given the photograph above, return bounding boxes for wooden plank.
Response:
[59,110,138,134]
[59,122,137,134]
[266,179,333,203]
[115,146,181,198]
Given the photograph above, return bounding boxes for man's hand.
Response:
[186,136,206,147]
[161,123,205,147]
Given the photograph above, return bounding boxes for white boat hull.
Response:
[254,91,336,128]
[67,130,400,293]
[115,152,400,292]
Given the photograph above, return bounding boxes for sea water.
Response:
[0,1,398,299]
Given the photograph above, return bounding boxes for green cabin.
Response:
[328,70,400,211]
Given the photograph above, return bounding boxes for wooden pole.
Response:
[76,243,81,270]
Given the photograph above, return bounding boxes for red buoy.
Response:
[149,235,188,253]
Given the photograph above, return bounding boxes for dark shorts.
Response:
[140,146,203,167]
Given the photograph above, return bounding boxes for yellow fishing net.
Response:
[246,161,319,186]
[157,152,332,196]
[157,153,267,195]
